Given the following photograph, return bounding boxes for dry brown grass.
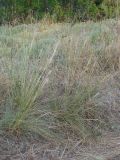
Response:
[0,19,120,143]
[0,75,10,105]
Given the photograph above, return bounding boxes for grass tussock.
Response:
[0,19,120,141]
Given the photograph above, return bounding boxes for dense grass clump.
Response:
[0,20,120,141]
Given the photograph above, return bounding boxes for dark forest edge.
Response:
[0,0,120,25]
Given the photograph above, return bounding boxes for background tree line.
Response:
[0,0,120,24]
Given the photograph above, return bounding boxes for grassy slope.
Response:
[0,19,120,142]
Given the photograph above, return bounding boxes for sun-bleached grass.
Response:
[49,19,120,139]
[0,19,120,141]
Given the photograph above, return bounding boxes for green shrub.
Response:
[0,0,120,24]
[101,0,120,18]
